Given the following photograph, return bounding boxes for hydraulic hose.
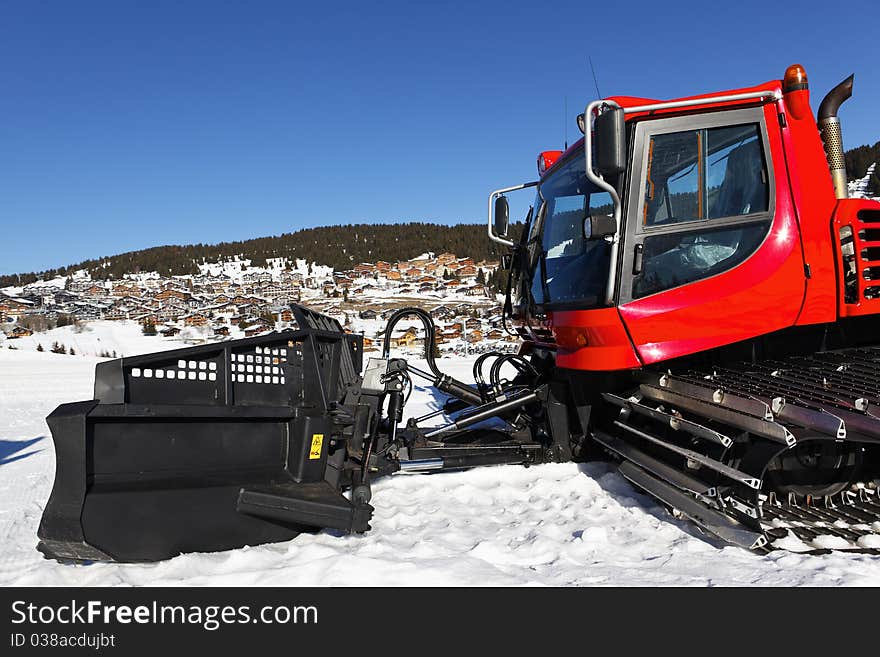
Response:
[474,352,503,390]
[382,307,442,378]
[382,307,483,407]
[489,354,539,390]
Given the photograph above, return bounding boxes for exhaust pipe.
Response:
[818,74,854,199]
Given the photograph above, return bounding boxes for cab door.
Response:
[617,106,807,365]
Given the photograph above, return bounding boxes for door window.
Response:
[634,122,771,298]
[643,124,767,227]
[634,222,770,298]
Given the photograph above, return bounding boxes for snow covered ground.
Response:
[2,348,880,586]
[0,320,191,358]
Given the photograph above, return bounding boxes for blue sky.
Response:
[1,0,878,275]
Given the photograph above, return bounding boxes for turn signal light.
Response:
[554,326,589,349]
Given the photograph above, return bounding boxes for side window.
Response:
[590,192,614,223]
[645,132,700,225]
[706,125,768,218]
[634,122,771,299]
[643,124,768,227]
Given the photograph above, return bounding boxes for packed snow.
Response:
[2,344,880,586]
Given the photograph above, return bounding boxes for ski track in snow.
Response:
[2,348,880,586]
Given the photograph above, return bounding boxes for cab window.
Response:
[643,124,768,226]
[634,122,771,298]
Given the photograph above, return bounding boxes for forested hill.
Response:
[6,139,879,289]
[2,222,524,287]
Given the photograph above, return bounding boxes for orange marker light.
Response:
[783,64,809,93]
[783,64,810,120]
[554,326,590,350]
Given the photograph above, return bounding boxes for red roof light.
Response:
[537,150,563,176]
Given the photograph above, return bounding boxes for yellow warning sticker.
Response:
[309,433,324,460]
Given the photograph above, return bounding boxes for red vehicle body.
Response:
[510,75,880,375]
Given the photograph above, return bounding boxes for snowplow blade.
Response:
[37,306,371,563]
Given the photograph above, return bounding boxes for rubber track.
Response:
[605,346,880,551]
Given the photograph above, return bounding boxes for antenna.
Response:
[564,96,568,150]
[589,56,602,99]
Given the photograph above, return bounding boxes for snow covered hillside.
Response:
[2,349,880,586]
[0,320,190,358]
[850,163,879,199]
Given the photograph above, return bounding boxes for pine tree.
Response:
[845,142,880,181]
[487,268,507,292]
[869,170,880,198]
[142,320,157,336]
[36,343,44,352]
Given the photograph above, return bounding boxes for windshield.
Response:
[526,148,614,308]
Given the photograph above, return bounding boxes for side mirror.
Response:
[494,195,510,238]
[583,213,617,240]
[594,107,626,177]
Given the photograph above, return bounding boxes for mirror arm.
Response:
[488,181,539,247]
[584,99,623,306]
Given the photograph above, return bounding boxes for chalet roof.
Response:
[241,322,270,331]
[0,295,34,306]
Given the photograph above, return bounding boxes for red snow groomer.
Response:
[39,65,880,562]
